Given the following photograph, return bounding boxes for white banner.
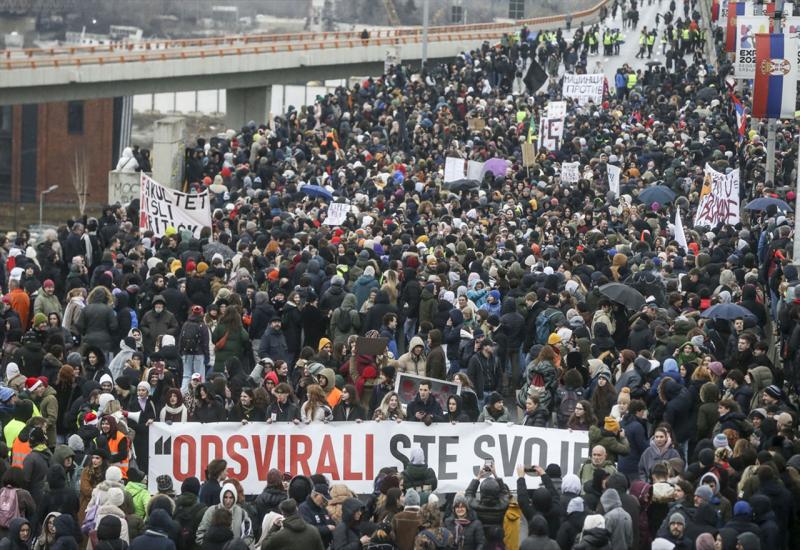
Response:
[538,117,565,152]
[546,101,567,119]
[785,17,800,68]
[139,174,211,238]
[467,160,485,182]
[607,164,621,197]
[148,421,589,495]
[323,202,349,226]
[562,74,604,105]
[444,157,466,182]
[561,162,580,184]
[734,16,771,78]
[693,165,741,228]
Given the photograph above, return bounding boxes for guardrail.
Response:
[0,0,609,70]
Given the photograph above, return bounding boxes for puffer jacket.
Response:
[465,478,510,538]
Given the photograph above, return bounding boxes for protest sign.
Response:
[468,117,486,131]
[693,165,740,227]
[444,157,466,182]
[734,16,771,78]
[394,372,460,411]
[521,142,536,167]
[139,173,211,238]
[323,202,349,226]
[148,421,590,494]
[538,117,565,152]
[675,208,689,253]
[562,74,604,105]
[467,160,485,182]
[606,164,621,197]
[546,101,567,119]
[561,161,581,184]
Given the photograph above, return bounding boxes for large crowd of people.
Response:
[0,0,798,549]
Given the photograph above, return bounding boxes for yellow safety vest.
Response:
[627,73,637,89]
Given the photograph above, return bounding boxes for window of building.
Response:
[509,0,525,19]
[67,100,84,135]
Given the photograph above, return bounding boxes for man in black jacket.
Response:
[298,484,335,548]
[406,381,442,422]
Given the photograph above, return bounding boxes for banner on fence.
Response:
[148,421,590,494]
[693,165,740,227]
[562,74,604,105]
[139,173,211,238]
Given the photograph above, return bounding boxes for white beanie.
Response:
[363,266,375,278]
[107,487,125,507]
[98,393,115,415]
[583,514,605,531]
[99,374,113,386]
[137,381,151,393]
[161,334,176,348]
[651,538,676,550]
[5,362,19,382]
[105,466,123,483]
[567,496,585,514]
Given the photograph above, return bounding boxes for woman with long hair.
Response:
[567,400,597,431]
[227,388,266,423]
[159,388,188,423]
[78,449,109,524]
[53,365,80,442]
[380,269,399,306]
[590,372,617,425]
[301,384,332,423]
[373,391,405,422]
[211,305,249,374]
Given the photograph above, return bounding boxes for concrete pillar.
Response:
[225,86,272,129]
[152,116,185,190]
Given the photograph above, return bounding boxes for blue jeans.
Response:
[182,354,205,391]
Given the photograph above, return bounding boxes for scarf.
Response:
[162,404,188,423]
[138,397,147,411]
[454,518,471,545]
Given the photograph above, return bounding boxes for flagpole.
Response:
[793,131,800,262]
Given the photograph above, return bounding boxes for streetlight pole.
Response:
[422,0,430,68]
[39,185,58,227]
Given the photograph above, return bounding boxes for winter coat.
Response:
[661,380,693,443]
[617,414,649,477]
[124,481,150,519]
[129,510,176,550]
[258,326,290,365]
[75,290,119,352]
[332,498,363,550]
[465,478,509,537]
[254,487,286,518]
[329,294,361,345]
[172,492,206,550]
[444,514,485,550]
[23,445,52,503]
[638,439,680,480]
[211,325,249,373]
[426,344,446,381]
[406,394,442,421]
[199,525,232,550]
[36,386,58,446]
[391,508,421,550]
[139,309,178,354]
[261,513,324,550]
[195,485,249,545]
[397,336,426,376]
[402,463,437,493]
[298,495,336,548]
[352,275,379,309]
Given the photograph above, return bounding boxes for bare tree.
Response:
[71,148,89,216]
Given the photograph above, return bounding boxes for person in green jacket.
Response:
[33,280,61,317]
[211,306,250,373]
[125,468,151,519]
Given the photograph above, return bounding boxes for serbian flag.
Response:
[753,33,798,119]
[730,93,747,144]
[726,2,750,52]
[712,0,719,22]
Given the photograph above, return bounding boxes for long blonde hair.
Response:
[302,384,328,419]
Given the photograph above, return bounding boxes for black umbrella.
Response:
[444,179,480,192]
[745,197,792,212]
[700,303,757,321]
[599,283,646,311]
[637,185,676,206]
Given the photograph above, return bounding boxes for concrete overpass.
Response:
[0,0,609,124]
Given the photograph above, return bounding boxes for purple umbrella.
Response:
[482,158,510,178]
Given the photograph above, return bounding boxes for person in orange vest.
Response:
[95,415,130,479]
[11,416,47,468]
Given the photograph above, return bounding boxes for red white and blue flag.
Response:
[729,93,747,144]
[752,33,798,120]
[726,2,751,52]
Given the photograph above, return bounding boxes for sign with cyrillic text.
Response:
[148,421,589,494]
[562,74,604,105]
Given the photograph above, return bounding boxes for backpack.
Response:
[417,528,455,550]
[535,309,565,345]
[0,486,20,528]
[180,321,203,354]
[557,387,582,428]
[335,309,352,333]
[81,495,100,535]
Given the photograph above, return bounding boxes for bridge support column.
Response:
[152,116,186,190]
[226,86,271,129]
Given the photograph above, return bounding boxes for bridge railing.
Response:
[0,0,609,69]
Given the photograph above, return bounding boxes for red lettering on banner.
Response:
[290,435,312,477]
[315,435,339,479]
[366,434,374,480]
[173,435,196,482]
[227,435,249,479]
[201,435,223,481]
[277,435,286,472]
[343,434,363,480]
[252,435,275,474]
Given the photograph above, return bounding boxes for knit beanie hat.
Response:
[404,488,420,507]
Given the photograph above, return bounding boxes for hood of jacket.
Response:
[600,488,622,512]
[562,473,582,495]
[341,497,364,524]
[340,293,357,311]
[408,336,425,352]
[220,482,238,505]
[749,366,773,393]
